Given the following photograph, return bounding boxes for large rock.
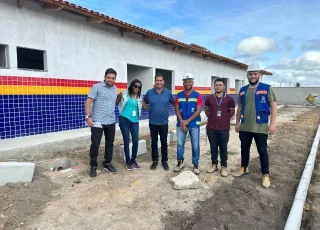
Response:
[170,171,201,190]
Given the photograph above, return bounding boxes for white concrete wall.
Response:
[0,0,246,86]
[273,87,320,104]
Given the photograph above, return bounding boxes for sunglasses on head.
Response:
[134,85,141,89]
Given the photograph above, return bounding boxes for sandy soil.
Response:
[301,149,320,230]
[0,106,319,230]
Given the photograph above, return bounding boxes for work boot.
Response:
[233,167,249,177]
[173,160,184,172]
[90,167,97,177]
[206,164,218,173]
[162,161,170,171]
[262,174,271,188]
[150,161,158,170]
[220,166,228,177]
[193,165,200,175]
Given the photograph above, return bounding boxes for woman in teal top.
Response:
[116,79,143,170]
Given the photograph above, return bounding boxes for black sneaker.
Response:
[104,163,117,173]
[162,161,170,171]
[126,162,135,171]
[90,167,97,177]
[150,161,158,170]
[131,161,141,170]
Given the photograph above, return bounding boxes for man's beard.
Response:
[184,86,192,90]
[249,78,259,85]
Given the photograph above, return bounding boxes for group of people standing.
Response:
[84,62,277,188]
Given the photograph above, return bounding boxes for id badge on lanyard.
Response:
[215,94,223,117]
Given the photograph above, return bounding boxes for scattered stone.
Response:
[304,203,311,211]
[170,171,201,190]
[67,174,74,179]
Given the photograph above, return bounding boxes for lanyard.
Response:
[215,93,224,109]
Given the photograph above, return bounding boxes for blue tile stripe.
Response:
[0,94,238,139]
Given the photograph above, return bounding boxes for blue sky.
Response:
[69,0,320,86]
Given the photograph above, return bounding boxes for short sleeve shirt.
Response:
[87,81,117,125]
[205,94,235,131]
[144,88,175,125]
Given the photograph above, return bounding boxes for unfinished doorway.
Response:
[235,80,241,94]
[155,68,174,92]
[222,78,230,94]
[127,64,153,95]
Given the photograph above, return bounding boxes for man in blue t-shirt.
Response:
[143,73,175,171]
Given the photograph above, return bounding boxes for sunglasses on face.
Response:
[134,85,141,89]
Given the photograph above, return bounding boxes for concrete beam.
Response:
[0,162,35,185]
[119,140,147,161]
[149,134,171,149]
[0,112,208,160]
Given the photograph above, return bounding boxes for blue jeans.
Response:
[176,127,200,165]
[119,116,139,163]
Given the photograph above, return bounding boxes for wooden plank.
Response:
[17,0,24,9]
[142,35,158,41]
[44,3,63,10]
[86,17,104,23]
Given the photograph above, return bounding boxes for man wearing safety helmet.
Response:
[234,63,277,188]
[174,73,203,175]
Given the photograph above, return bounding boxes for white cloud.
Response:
[237,36,277,56]
[265,51,320,86]
[163,27,185,40]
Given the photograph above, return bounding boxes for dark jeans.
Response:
[239,131,269,174]
[119,116,139,163]
[149,124,168,162]
[89,123,115,167]
[207,129,229,167]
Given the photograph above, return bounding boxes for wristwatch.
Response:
[85,115,91,119]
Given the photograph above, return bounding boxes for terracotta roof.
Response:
[34,0,272,75]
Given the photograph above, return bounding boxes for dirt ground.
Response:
[301,149,320,230]
[0,106,319,230]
